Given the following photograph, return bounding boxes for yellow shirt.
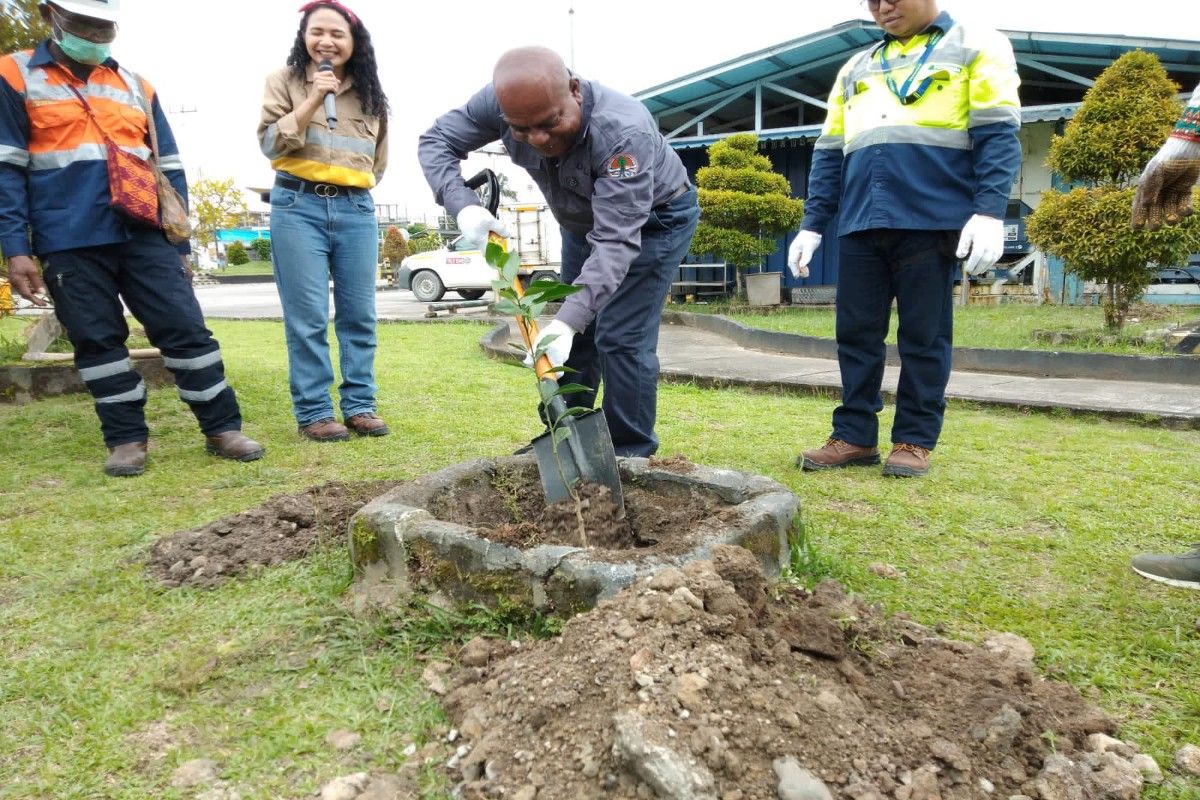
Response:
[257,64,388,189]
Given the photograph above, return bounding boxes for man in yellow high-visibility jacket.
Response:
[789,0,1021,478]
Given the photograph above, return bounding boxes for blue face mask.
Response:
[51,19,113,66]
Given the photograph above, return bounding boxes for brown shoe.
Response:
[797,437,880,471]
[344,412,389,437]
[206,430,266,462]
[299,418,350,442]
[882,443,931,478]
[104,441,147,477]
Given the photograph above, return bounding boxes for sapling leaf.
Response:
[552,383,593,397]
[485,241,505,267]
[493,298,523,317]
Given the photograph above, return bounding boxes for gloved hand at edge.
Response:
[786,230,822,279]
[456,204,513,249]
[523,318,576,379]
[956,214,1004,276]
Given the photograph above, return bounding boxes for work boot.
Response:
[205,430,266,462]
[299,419,350,442]
[882,443,931,478]
[104,441,148,477]
[797,438,880,471]
[345,412,389,437]
[1131,545,1200,590]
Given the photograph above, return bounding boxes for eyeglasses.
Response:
[861,0,903,9]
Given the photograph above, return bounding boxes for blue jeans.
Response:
[559,188,700,457]
[269,179,379,426]
[832,229,958,451]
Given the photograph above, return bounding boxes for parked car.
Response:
[1144,265,1200,305]
[397,205,561,302]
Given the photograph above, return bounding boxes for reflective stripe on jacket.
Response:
[801,11,1022,236]
[257,65,387,189]
[0,41,189,257]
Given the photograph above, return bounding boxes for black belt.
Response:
[275,176,361,198]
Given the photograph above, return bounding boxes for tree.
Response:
[689,133,804,298]
[1,0,48,55]
[1026,51,1200,330]
[406,223,443,255]
[225,241,249,266]
[381,226,409,266]
[250,238,271,261]
[497,172,519,202]
[190,178,248,249]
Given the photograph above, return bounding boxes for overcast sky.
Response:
[99,0,1193,221]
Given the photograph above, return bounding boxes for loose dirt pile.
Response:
[438,545,1154,800]
[146,480,398,588]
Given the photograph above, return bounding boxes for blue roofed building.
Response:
[636,21,1200,303]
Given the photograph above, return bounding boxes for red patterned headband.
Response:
[298,0,359,26]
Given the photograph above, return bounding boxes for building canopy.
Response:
[636,20,1200,148]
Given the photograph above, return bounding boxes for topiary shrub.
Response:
[690,133,804,298]
[1026,50,1200,329]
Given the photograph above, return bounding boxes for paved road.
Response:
[192,281,465,321]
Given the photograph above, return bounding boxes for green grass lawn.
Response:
[673,301,1200,355]
[1,320,1198,798]
[211,259,273,277]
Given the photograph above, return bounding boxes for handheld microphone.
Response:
[318,59,337,131]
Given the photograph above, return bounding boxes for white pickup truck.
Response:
[398,204,562,302]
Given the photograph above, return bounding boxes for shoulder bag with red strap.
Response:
[63,80,161,230]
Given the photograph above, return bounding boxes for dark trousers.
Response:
[558,189,700,457]
[832,229,958,451]
[43,229,242,447]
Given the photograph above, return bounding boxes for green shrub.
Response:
[251,238,272,261]
[1027,50,1200,329]
[226,241,249,266]
[690,133,805,285]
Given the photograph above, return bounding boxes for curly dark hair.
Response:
[286,4,389,119]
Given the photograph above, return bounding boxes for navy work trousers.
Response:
[558,188,700,457]
[42,228,242,447]
[831,229,958,451]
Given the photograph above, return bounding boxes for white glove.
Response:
[955,214,1004,276]
[523,319,576,378]
[786,230,822,279]
[456,204,512,249]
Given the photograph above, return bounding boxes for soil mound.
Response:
[440,545,1149,800]
[147,480,398,588]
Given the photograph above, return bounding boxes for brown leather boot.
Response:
[882,443,931,477]
[104,441,147,477]
[205,430,266,461]
[345,412,389,437]
[299,418,350,442]
[797,438,880,471]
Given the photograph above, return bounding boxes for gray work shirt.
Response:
[418,78,690,332]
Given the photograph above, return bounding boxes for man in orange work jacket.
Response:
[0,0,264,477]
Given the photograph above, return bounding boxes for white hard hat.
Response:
[44,0,121,23]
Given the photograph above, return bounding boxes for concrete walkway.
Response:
[653,325,1200,427]
[182,283,1200,427]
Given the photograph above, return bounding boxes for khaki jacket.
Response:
[258,64,387,188]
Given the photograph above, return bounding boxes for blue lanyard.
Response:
[879,31,943,105]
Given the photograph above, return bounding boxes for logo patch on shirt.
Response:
[607,153,639,178]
